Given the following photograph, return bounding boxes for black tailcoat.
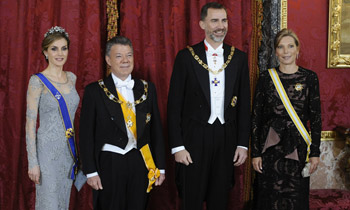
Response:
[167,41,251,187]
[79,75,165,180]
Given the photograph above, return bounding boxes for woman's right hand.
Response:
[252,157,263,173]
[28,165,40,184]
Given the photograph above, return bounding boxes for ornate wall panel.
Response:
[280,0,288,29]
[288,0,350,130]
[327,0,350,68]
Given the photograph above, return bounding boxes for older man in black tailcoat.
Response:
[80,36,165,210]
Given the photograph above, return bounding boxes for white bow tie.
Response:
[116,79,134,89]
[207,47,223,56]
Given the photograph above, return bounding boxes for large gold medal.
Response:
[295,83,303,91]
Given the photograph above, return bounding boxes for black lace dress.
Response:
[251,66,321,210]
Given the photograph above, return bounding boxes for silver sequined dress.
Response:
[26,71,80,210]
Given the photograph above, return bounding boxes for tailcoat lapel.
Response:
[134,79,147,140]
[224,44,238,109]
[193,42,210,105]
[102,75,128,136]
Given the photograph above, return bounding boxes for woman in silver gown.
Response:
[26,26,80,210]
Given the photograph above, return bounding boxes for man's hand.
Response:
[28,165,40,184]
[252,157,263,173]
[309,157,320,174]
[174,149,193,166]
[155,174,165,186]
[233,147,247,166]
[87,175,103,190]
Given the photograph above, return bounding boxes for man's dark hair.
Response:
[105,36,133,56]
[200,2,227,21]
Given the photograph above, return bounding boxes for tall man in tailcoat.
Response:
[79,36,165,210]
[167,2,251,210]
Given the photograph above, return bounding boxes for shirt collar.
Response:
[204,39,223,54]
[111,73,132,86]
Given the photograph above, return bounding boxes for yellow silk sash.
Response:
[116,90,159,192]
[268,68,311,161]
[116,90,137,139]
[140,144,160,193]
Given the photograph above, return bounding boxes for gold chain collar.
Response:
[98,79,148,106]
[187,45,235,75]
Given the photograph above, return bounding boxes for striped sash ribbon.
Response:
[268,68,311,161]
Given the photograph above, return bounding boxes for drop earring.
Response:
[45,55,48,59]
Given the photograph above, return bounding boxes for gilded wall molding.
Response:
[327,0,350,68]
[280,0,288,29]
[321,131,344,141]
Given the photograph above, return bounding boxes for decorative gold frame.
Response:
[321,131,342,141]
[328,0,350,68]
[280,0,288,29]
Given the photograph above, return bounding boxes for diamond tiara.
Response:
[44,26,69,38]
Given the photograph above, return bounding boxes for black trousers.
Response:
[178,119,231,210]
[94,149,149,210]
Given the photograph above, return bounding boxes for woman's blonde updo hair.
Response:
[274,28,300,50]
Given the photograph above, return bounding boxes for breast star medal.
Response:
[295,83,303,91]
[146,113,151,124]
[231,96,238,107]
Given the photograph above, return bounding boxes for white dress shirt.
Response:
[205,39,225,124]
[106,73,138,154]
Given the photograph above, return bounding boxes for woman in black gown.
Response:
[251,29,321,210]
